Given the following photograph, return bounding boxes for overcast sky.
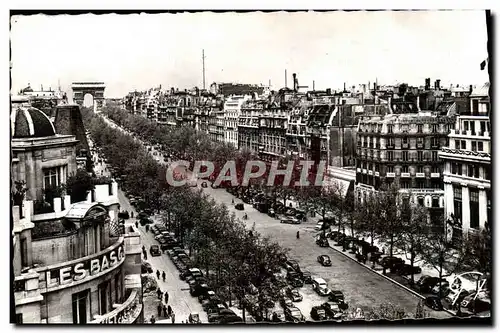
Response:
[10,11,489,98]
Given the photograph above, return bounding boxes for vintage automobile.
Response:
[149,245,161,257]
[188,312,201,324]
[310,306,327,321]
[284,306,305,323]
[317,255,332,266]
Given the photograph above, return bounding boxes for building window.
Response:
[417,151,423,161]
[401,165,409,173]
[72,290,89,324]
[455,139,460,149]
[115,273,122,303]
[387,151,394,161]
[16,313,23,324]
[43,167,60,189]
[417,165,424,173]
[99,282,109,315]
[387,125,393,133]
[417,124,423,133]
[478,141,484,151]
[470,189,480,229]
[431,151,438,161]
[487,190,491,228]
[432,197,439,208]
[418,198,425,206]
[453,185,462,222]
[401,180,410,189]
[471,141,477,152]
[387,165,394,173]
[402,137,408,144]
[432,124,438,133]
[20,237,28,268]
[461,140,466,149]
[402,151,409,161]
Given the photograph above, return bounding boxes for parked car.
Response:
[271,310,286,322]
[416,276,448,294]
[393,263,422,275]
[328,290,345,303]
[180,268,203,281]
[425,296,444,311]
[317,255,332,266]
[285,287,303,302]
[235,203,244,210]
[316,237,329,248]
[328,231,343,241]
[188,312,201,324]
[380,256,405,269]
[431,281,451,296]
[310,306,328,321]
[267,208,276,218]
[322,302,343,319]
[280,217,301,224]
[312,277,331,296]
[315,221,324,231]
[284,306,305,322]
[288,275,304,288]
[150,245,161,257]
[302,271,312,284]
[198,290,217,303]
[190,283,210,297]
[279,297,294,310]
[285,260,301,273]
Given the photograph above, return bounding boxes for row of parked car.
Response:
[162,243,245,324]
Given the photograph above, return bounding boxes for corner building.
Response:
[11,99,143,324]
[439,83,491,240]
[355,109,455,224]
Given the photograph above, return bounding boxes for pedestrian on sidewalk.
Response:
[171,312,175,324]
[131,211,134,218]
[167,305,172,317]
[135,221,139,229]
[156,270,160,280]
[143,251,148,260]
[157,303,163,317]
[157,288,162,299]
[162,271,166,282]
[150,315,156,324]
[163,304,168,318]
[164,291,169,304]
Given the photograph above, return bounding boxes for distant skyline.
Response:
[10,11,490,98]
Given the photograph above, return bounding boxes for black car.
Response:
[302,271,312,284]
[284,306,305,323]
[416,276,448,294]
[393,263,422,275]
[328,290,345,303]
[322,302,343,319]
[317,255,332,266]
[310,306,327,321]
[141,261,153,274]
[316,237,329,247]
[285,260,301,273]
[289,277,304,288]
[190,283,210,297]
[380,256,405,269]
[425,296,443,311]
[150,245,161,257]
[235,203,244,210]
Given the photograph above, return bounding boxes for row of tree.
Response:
[100,104,491,290]
[82,106,289,321]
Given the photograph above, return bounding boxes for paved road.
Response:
[88,133,208,324]
[98,115,451,320]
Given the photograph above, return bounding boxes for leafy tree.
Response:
[419,222,469,298]
[462,226,492,276]
[399,199,431,285]
[66,170,94,203]
[378,183,404,257]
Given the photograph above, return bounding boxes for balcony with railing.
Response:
[91,274,143,324]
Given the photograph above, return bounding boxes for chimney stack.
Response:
[469,85,473,93]
[434,79,441,90]
[285,69,287,88]
[343,82,346,91]
[292,73,297,92]
[425,78,431,90]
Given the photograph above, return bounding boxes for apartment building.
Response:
[223,95,251,148]
[439,83,491,241]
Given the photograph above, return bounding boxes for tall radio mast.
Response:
[202,49,206,90]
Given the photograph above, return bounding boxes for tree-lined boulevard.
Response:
[80,103,491,322]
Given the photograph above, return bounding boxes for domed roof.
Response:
[11,103,56,138]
